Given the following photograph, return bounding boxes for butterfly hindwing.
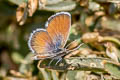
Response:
[28,29,55,55]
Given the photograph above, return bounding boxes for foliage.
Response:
[0,0,120,80]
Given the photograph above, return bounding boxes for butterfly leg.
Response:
[48,57,62,66]
[48,58,55,66]
[55,57,62,65]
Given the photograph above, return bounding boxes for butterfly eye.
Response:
[52,48,62,53]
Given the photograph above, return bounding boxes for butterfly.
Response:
[28,12,82,64]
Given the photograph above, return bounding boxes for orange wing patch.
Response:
[29,29,55,54]
[46,13,71,48]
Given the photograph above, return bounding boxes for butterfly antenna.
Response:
[65,40,78,49]
[66,43,84,53]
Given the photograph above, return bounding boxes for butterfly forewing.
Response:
[28,29,55,54]
[46,12,71,48]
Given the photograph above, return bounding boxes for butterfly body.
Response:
[28,12,71,60]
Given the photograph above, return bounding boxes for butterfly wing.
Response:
[28,29,56,59]
[45,12,71,48]
[28,12,71,59]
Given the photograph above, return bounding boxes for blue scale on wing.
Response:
[52,35,63,53]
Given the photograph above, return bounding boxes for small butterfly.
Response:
[28,12,82,64]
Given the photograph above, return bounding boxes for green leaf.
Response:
[104,62,120,79]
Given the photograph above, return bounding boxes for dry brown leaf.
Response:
[76,0,88,7]
[104,42,119,62]
[28,0,38,16]
[82,32,100,43]
[16,2,28,25]
[66,41,79,50]
[39,0,46,9]
[85,16,94,27]
[80,0,89,7]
